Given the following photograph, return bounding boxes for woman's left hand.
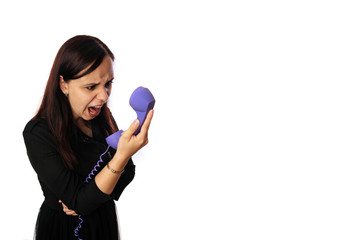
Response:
[59,200,78,216]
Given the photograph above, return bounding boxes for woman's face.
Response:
[60,56,114,123]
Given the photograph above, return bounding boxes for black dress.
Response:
[23,119,135,240]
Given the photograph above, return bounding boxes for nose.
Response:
[97,87,109,103]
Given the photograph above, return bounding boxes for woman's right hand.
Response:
[115,109,154,160]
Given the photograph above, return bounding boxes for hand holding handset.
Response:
[74,87,155,239]
[106,86,156,149]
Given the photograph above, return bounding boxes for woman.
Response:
[23,35,153,239]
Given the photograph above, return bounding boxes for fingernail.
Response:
[134,119,139,125]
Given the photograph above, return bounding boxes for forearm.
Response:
[95,152,129,195]
[95,110,153,195]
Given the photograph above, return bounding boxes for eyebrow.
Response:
[83,77,114,86]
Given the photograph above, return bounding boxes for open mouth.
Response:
[88,105,102,118]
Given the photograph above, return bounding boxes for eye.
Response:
[86,85,96,90]
[105,80,114,87]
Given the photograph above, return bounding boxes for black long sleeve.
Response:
[23,119,135,215]
[23,120,112,215]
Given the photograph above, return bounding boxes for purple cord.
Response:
[74,215,84,239]
[74,145,111,240]
[84,145,110,184]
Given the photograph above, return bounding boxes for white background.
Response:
[0,0,363,239]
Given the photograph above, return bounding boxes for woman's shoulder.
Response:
[24,118,48,132]
[23,118,52,139]
[23,119,59,153]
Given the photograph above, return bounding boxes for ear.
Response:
[59,75,69,95]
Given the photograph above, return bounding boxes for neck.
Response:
[75,118,93,138]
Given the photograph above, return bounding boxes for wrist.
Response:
[107,162,125,174]
[112,150,129,167]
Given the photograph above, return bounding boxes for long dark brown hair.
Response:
[33,35,117,169]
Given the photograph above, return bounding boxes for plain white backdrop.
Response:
[0,0,363,239]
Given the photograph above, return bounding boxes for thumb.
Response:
[122,119,140,137]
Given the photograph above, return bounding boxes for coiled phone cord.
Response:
[74,145,111,240]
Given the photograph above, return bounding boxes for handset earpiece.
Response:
[106,86,155,149]
[129,86,156,135]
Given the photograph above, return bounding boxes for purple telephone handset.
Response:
[106,86,155,149]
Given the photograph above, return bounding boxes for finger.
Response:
[66,210,76,215]
[61,202,72,212]
[60,200,68,212]
[139,109,154,136]
[59,200,78,215]
[122,119,140,138]
[61,202,67,209]
[64,208,78,216]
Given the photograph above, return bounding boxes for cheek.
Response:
[69,92,94,112]
[68,96,81,113]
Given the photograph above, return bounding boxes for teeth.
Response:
[94,106,101,108]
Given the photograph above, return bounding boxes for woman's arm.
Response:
[95,110,153,195]
[24,126,110,215]
[24,110,153,215]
